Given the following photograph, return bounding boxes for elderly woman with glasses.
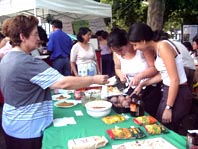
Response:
[0,15,108,149]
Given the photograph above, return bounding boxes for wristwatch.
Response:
[165,105,173,110]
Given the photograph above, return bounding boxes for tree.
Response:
[100,0,198,32]
[101,0,147,30]
[163,0,198,31]
[147,0,165,30]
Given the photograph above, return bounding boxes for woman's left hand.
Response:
[162,109,172,123]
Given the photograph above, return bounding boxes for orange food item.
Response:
[133,116,157,125]
[57,101,74,107]
[144,124,168,135]
[56,95,67,100]
[92,106,105,109]
[102,115,125,124]
[107,128,132,139]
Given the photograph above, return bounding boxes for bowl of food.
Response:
[84,89,101,98]
[85,100,112,118]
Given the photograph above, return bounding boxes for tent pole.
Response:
[34,0,37,16]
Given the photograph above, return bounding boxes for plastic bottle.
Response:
[130,94,138,117]
[74,90,82,100]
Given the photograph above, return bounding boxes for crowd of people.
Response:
[0,14,198,149]
[0,15,108,149]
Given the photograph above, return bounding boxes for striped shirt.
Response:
[0,50,63,138]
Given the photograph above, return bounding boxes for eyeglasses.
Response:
[30,32,39,37]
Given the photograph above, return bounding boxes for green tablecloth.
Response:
[42,96,186,149]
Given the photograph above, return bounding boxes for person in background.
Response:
[0,32,5,104]
[0,18,12,60]
[0,15,108,149]
[179,41,196,90]
[192,34,198,57]
[96,30,114,77]
[47,19,73,76]
[31,26,49,57]
[107,28,161,117]
[0,32,5,47]
[192,34,198,82]
[128,23,192,134]
[0,32,5,59]
[183,41,195,57]
[70,27,100,76]
[38,26,48,47]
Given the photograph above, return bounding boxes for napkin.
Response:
[54,89,74,94]
[100,85,108,99]
[53,117,76,127]
[68,136,108,149]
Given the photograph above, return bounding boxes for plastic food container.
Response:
[85,100,112,118]
[107,95,130,114]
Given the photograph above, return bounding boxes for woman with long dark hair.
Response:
[128,23,192,133]
[107,28,161,117]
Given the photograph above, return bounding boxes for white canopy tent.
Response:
[0,0,112,21]
[0,0,112,33]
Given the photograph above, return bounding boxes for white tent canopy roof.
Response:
[0,0,112,22]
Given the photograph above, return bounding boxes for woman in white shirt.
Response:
[107,28,161,117]
[70,27,100,76]
[128,23,192,134]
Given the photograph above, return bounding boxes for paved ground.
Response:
[0,105,6,149]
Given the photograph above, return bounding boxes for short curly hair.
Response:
[2,18,12,37]
[6,15,38,47]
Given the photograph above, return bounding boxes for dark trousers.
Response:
[101,53,114,77]
[156,84,193,133]
[3,131,42,149]
[51,57,71,76]
[141,83,162,117]
[127,82,162,117]
[184,67,195,91]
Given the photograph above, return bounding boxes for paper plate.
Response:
[52,94,71,101]
[106,76,117,86]
[54,100,78,108]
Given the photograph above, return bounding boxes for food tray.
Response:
[106,127,146,140]
[111,104,130,114]
[107,95,130,114]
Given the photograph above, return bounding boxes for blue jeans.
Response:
[51,57,71,76]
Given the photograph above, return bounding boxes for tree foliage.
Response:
[163,0,198,31]
[101,0,147,30]
[99,0,198,32]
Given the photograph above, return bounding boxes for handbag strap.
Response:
[167,40,181,55]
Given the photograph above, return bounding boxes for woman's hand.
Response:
[119,74,127,84]
[162,109,172,123]
[129,74,141,86]
[130,83,142,96]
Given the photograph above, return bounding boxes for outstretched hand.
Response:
[93,75,109,85]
